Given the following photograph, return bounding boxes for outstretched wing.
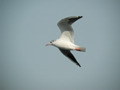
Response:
[57,16,82,43]
[59,49,81,67]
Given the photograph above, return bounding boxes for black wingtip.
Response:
[77,63,81,67]
[78,16,83,19]
[68,16,83,24]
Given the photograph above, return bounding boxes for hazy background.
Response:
[1,0,120,90]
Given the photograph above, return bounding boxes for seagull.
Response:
[46,16,86,67]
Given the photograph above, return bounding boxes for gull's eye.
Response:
[50,40,54,43]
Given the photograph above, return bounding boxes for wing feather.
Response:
[59,49,81,67]
[57,16,82,43]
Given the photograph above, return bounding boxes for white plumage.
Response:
[46,16,86,67]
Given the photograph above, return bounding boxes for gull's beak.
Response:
[46,43,51,46]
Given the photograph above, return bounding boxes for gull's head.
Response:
[46,40,55,46]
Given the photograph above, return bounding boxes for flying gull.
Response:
[46,16,86,67]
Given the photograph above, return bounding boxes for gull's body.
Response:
[46,16,86,67]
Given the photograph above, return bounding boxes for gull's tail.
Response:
[75,46,86,52]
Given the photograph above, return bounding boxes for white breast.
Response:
[53,39,76,50]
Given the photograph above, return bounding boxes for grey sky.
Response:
[1,0,120,90]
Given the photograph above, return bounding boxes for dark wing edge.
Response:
[68,16,83,24]
[59,49,81,67]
